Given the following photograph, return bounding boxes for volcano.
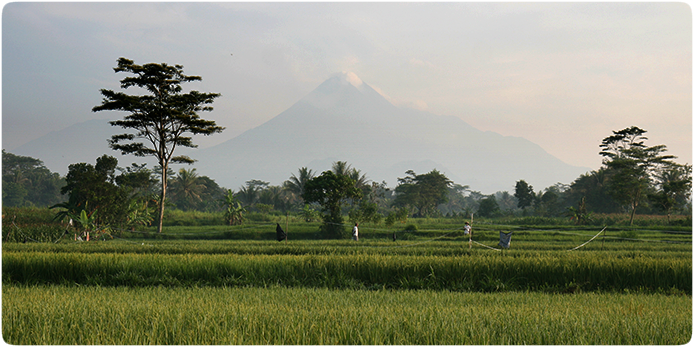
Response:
[193,72,589,193]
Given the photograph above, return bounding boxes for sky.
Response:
[2,2,692,172]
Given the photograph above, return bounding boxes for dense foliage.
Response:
[53,155,158,230]
[303,170,362,238]
[393,169,452,217]
[3,126,691,233]
[2,150,65,207]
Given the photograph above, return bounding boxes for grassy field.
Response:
[2,213,692,344]
[3,245,691,292]
[3,285,690,345]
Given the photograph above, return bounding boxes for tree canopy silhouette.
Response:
[93,58,224,233]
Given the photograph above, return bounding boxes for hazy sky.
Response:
[3,2,692,171]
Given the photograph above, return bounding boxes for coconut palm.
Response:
[347,168,369,190]
[259,185,290,211]
[331,161,370,189]
[168,168,206,210]
[284,167,316,203]
[236,180,269,207]
[331,161,352,176]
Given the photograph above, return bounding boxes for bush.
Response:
[402,224,418,231]
[245,212,273,223]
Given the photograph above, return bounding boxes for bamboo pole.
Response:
[469,213,474,249]
[285,211,289,243]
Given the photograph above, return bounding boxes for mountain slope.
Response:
[9,119,147,174]
[193,72,590,193]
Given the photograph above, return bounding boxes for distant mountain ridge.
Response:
[10,72,590,193]
[193,72,590,193]
[10,119,148,174]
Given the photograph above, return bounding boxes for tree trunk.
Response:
[158,163,168,233]
[629,200,637,226]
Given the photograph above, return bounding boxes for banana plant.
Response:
[50,200,82,223]
[125,200,154,231]
[567,197,593,225]
[74,208,98,232]
[60,202,111,241]
[222,189,246,225]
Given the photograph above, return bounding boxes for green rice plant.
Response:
[163,209,225,226]
[2,206,57,224]
[2,207,68,242]
[3,249,690,293]
[3,285,690,345]
[4,229,691,257]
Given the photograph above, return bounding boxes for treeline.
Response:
[2,150,65,207]
[3,126,691,231]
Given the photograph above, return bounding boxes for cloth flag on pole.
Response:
[498,231,513,249]
[276,223,287,241]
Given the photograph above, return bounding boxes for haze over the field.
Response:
[3,2,691,177]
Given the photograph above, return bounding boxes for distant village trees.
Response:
[393,169,452,217]
[2,150,65,207]
[514,180,535,210]
[5,126,691,231]
[599,126,689,225]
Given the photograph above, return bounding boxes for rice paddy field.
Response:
[2,218,692,344]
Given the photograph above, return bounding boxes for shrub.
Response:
[403,224,418,231]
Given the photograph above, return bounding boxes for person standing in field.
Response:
[352,223,359,241]
[463,221,471,236]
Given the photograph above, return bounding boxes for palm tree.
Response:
[348,168,369,190]
[284,167,315,197]
[331,161,352,176]
[332,161,370,189]
[236,180,269,207]
[168,168,205,210]
[259,185,292,212]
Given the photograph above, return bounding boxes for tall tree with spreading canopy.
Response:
[599,126,676,225]
[92,58,224,233]
[302,170,362,238]
[393,169,452,217]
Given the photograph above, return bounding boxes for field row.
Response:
[4,249,690,293]
[5,227,691,255]
[3,285,690,345]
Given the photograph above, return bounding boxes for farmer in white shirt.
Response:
[352,223,359,241]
